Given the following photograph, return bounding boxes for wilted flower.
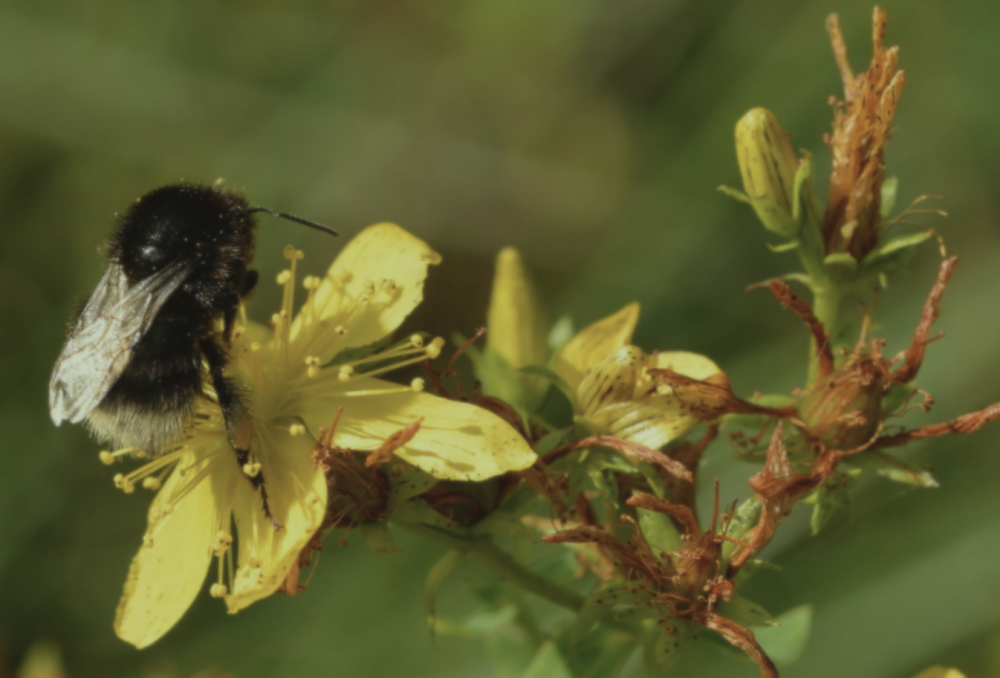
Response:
[107,224,536,648]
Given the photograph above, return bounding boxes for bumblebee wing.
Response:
[49,261,192,425]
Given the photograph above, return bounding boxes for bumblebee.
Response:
[49,183,334,507]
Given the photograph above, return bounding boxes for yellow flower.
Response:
[552,303,723,448]
[108,223,536,648]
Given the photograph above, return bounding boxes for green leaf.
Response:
[715,594,778,627]
[847,450,939,488]
[880,176,899,218]
[722,497,762,562]
[520,642,573,678]
[360,522,399,554]
[561,626,637,678]
[766,239,800,253]
[424,550,464,637]
[636,505,683,558]
[823,252,858,276]
[651,622,693,671]
[718,184,752,204]
[755,604,813,666]
[548,315,575,354]
[862,230,934,271]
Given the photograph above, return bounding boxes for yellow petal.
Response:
[298,377,537,481]
[114,448,227,649]
[487,247,549,370]
[226,430,327,612]
[575,345,645,415]
[911,669,966,678]
[553,302,639,395]
[653,351,722,381]
[587,396,698,450]
[290,223,442,363]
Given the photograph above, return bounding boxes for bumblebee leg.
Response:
[200,336,282,529]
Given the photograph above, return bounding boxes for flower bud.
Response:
[735,108,801,238]
[797,354,884,450]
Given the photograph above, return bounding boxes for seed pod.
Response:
[735,108,801,238]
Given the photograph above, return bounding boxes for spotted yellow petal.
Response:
[653,351,722,381]
[588,396,696,450]
[487,247,549,370]
[553,303,639,395]
[226,432,326,612]
[575,345,645,415]
[114,449,227,649]
[290,223,442,363]
[298,377,536,481]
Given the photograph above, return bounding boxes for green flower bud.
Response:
[735,108,801,238]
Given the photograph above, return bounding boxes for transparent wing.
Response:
[49,260,191,425]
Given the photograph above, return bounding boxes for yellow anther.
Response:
[308,366,320,378]
[210,583,228,598]
[294,249,304,260]
[251,342,261,352]
[411,378,425,392]
[249,556,263,569]
[150,507,163,523]
[161,503,174,515]
[282,245,297,260]
[276,269,292,285]
[426,337,445,359]
[122,480,135,494]
[99,450,115,465]
[113,473,126,488]
[242,461,262,476]
[142,477,161,491]
[656,384,673,395]
[379,278,397,294]
[364,280,376,296]
[305,356,321,366]
[335,325,347,336]
[271,312,283,326]
[142,536,154,548]
[289,424,306,437]
[409,334,424,348]
[339,365,354,382]
[303,275,321,290]
[336,270,352,285]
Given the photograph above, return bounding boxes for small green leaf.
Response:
[652,622,692,671]
[722,497,762,562]
[637,505,683,558]
[755,604,813,666]
[766,239,800,253]
[880,176,899,217]
[718,184,752,205]
[521,364,573,403]
[848,450,938,488]
[715,594,777,627]
[548,315,575,354]
[862,230,934,271]
[823,252,858,275]
[360,522,399,554]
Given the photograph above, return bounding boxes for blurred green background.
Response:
[3,0,1000,676]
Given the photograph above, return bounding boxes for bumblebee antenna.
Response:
[247,207,338,236]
